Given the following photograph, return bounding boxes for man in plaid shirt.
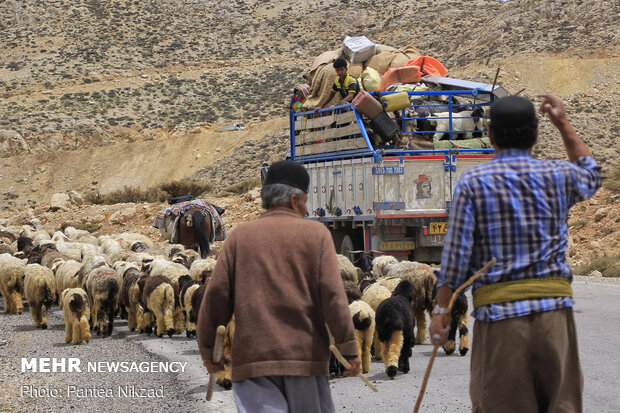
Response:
[429,94,601,412]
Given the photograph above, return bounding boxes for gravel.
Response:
[0,299,203,412]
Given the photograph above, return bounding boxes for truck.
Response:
[289,76,508,263]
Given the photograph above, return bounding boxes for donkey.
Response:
[177,207,212,259]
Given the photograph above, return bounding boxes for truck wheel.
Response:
[340,235,355,261]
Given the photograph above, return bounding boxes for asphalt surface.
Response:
[2,275,618,412]
[149,275,620,412]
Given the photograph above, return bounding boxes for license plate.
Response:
[429,222,448,235]
[379,240,415,251]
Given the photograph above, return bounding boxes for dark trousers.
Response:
[470,307,583,413]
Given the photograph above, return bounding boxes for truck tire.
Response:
[340,235,355,262]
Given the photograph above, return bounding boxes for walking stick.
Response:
[413,258,496,413]
[329,345,378,392]
[206,325,227,401]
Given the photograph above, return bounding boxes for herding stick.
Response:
[413,258,497,413]
[206,325,227,401]
[329,345,378,392]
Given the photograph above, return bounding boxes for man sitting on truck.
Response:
[316,58,359,110]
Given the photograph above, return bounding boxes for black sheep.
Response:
[375,280,415,378]
[431,283,469,356]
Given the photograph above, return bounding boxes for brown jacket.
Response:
[197,207,357,382]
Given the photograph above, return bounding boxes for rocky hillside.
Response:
[0,0,618,152]
[0,0,618,274]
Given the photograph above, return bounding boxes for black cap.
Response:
[490,95,538,130]
[264,160,310,193]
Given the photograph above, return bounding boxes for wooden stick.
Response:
[491,68,501,91]
[413,258,496,413]
[206,325,227,401]
[329,344,379,392]
[514,88,526,96]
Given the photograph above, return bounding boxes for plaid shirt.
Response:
[438,149,601,321]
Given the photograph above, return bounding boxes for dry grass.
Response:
[159,181,213,198]
[73,223,102,233]
[84,180,213,205]
[602,163,620,193]
[85,186,166,205]
[574,254,620,277]
[219,178,261,196]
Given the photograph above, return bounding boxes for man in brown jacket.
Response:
[197,160,360,413]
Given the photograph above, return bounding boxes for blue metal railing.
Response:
[290,89,495,163]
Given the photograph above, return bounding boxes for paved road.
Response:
[156,276,620,412]
[3,276,618,412]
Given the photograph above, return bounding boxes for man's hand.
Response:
[429,313,450,347]
[203,360,224,375]
[538,94,568,128]
[343,357,361,377]
[538,93,592,161]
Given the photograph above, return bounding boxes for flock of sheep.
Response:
[335,254,469,378]
[0,223,232,389]
[0,221,469,391]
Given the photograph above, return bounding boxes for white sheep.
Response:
[0,253,26,314]
[115,232,154,251]
[337,254,358,284]
[24,264,56,328]
[429,107,484,141]
[372,255,398,278]
[189,258,217,283]
[55,260,83,300]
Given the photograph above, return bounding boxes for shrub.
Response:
[73,223,102,233]
[159,180,213,198]
[574,254,620,277]
[602,163,620,193]
[85,180,213,205]
[219,178,260,196]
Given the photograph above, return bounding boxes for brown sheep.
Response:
[0,244,15,255]
[179,275,201,338]
[23,264,56,328]
[0,230,17,245]
[349,299,375,374]
[60,288,91,345]
[216,317,235,390]
[40,250,70,269]
[84,266,119,337]
[120,267,145,332]
[361,282,392,361]
[0,253,26,314]
[141,274,175,337]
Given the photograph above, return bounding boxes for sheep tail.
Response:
[192,211,210,259]
[163,286,175,334]
[104,278,119,311]
[353,311,372,331]
[69,293,86,318]
[42,283,54,309]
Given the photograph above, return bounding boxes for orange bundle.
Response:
[377,66,422,92]
[406,56,448,77]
